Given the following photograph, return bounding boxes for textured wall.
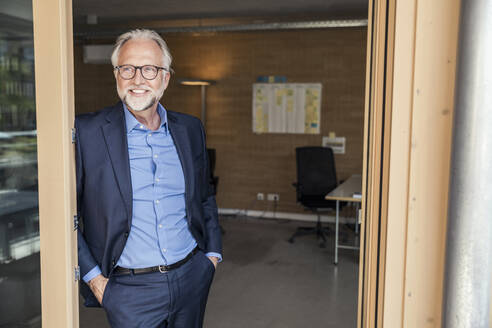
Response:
[74,27,366,213]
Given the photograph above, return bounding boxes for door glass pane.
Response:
[0,1,41,327]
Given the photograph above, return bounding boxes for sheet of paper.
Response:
[271,85,286,133]
[284,85,297,133]
[322,136,346,154]
[303,84,321,134]
[252,84,270,133]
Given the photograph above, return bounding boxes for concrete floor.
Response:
[80,216,359,328]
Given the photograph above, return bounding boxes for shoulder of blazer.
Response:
[75,102,124,132]
[167,109,202,128]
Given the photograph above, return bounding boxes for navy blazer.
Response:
[75,102,222,306]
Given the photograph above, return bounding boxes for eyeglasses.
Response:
[114,65,168,80]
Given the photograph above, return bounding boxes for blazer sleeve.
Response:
[75,119,99,278]
[198,122,223,255]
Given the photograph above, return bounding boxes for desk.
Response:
[325,174,362,264]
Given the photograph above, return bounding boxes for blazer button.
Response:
[112,260,115,266]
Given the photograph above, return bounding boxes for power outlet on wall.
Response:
[257,193,265,201]
[267,193,279,201]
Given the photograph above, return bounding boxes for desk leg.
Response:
[335,199,339,265]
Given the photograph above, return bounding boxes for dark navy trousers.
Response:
[101,251,215,328]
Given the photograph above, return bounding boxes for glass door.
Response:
[1,0,78,326]
[0,1,41,327]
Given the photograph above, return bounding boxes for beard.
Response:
[117,83,166,112]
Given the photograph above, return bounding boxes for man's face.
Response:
[114,39,170,112]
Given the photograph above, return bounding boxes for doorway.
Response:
[73,4,369,328]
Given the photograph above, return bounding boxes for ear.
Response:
[163,71,171,90]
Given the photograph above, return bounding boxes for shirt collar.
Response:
[123,102,168,134]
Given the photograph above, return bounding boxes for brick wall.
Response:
[74,27,367,213]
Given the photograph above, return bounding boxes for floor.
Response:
[79,215,359,328]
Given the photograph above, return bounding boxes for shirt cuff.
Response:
[83,265,102,283]
[205,252,223,263]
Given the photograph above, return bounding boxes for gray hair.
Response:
[111,29,172,70]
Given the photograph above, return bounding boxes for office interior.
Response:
[74,1,368,327]
[0,0,369,327]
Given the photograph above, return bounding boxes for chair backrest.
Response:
[296,146,337,197]
[207,148,216,174]
[207,148,218,195]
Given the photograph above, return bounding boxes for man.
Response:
[76,29,222,328]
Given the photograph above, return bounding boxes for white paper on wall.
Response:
[252,84,270,133]
[322,136,346,154]
[252,83,322,134]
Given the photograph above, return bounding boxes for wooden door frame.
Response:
[32,0,78,327]
[359,0,460,327]
[358,0,395,326]
[30,0,461,325]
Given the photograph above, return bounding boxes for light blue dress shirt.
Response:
[83,104,221,282]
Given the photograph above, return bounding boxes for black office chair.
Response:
[207,148,224,234]
[207,148,219,195]
[288,146,338,248]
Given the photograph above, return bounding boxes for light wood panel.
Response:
[401,0,459,326]
[358,2,375,326]
[376,0,397,324]
[358,0,395,326]
[32,0,78,326]
[381,0,460,327]
[74,28,367,215]
[382,0,417,325]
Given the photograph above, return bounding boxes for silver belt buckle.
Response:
[158,265,168,273]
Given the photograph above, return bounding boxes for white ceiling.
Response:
[73,0,368,24]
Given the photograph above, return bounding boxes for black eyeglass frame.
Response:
[114,64,170,80]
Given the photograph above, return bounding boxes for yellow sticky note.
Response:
[329,132,336,139]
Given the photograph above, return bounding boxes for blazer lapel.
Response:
[101,103,133,225]
[168,112,195,204]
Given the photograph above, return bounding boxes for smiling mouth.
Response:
[130,89,149,96]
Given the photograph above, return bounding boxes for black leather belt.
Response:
[113,247,199,275]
